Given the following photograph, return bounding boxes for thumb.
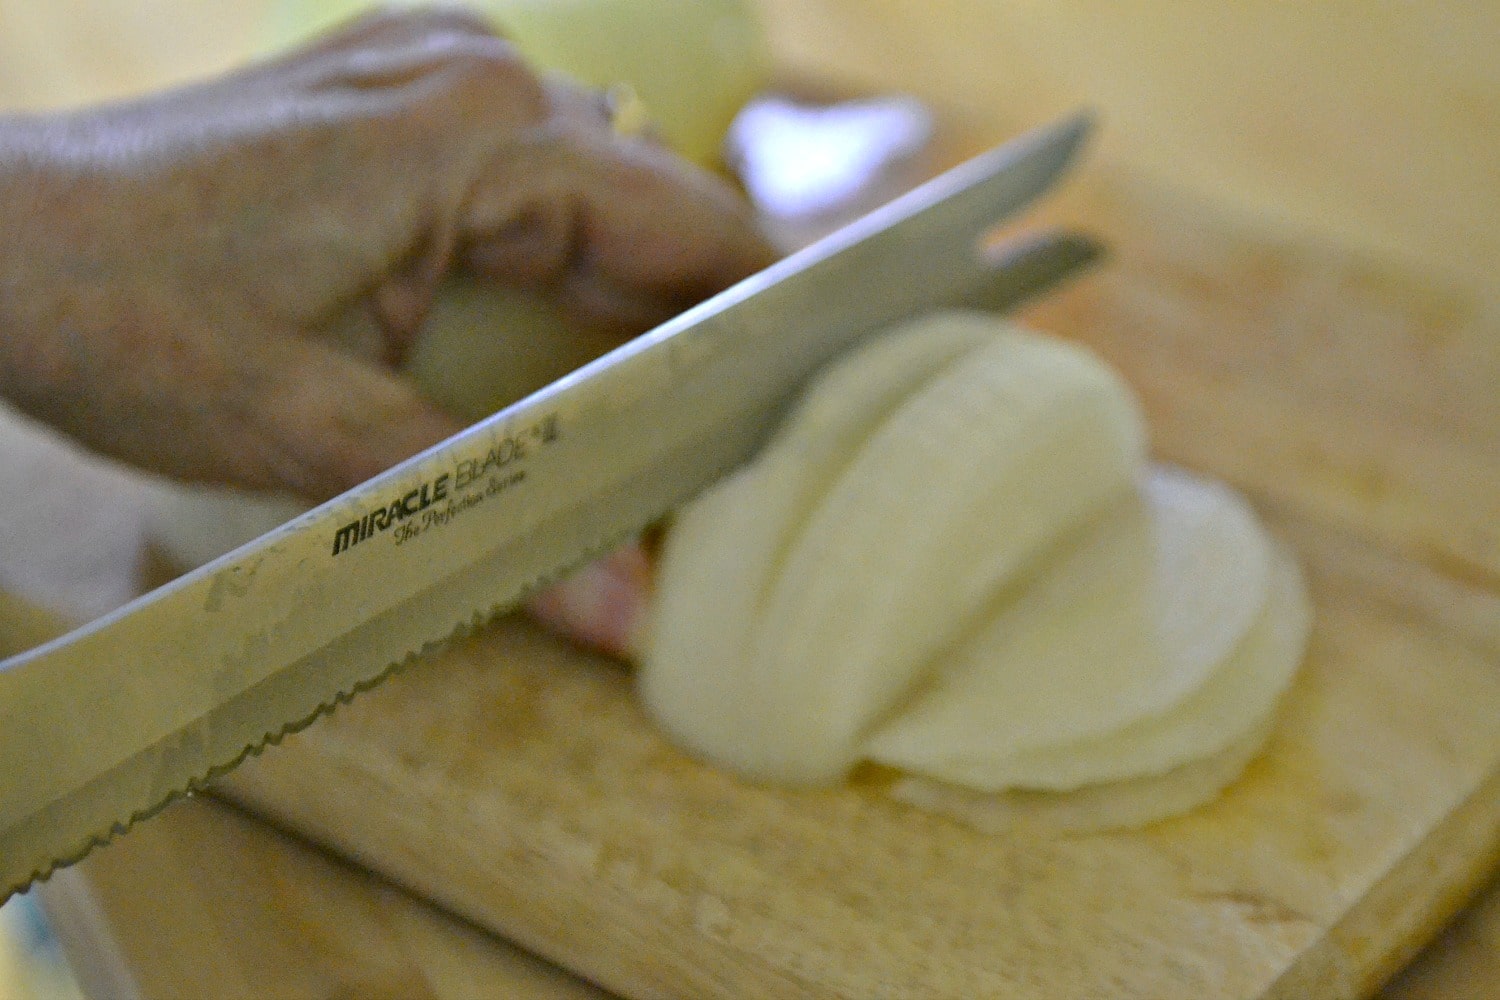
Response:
[230,333,464,502]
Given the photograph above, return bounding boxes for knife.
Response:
[0,112,1096,900]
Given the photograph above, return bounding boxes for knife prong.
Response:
[955,228,1106,314]
[943,109,1096,247]
[818,109,1096,302]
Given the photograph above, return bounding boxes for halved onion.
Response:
[640,309,1310,824]
[864,469,1300,791]
[640,315,997,774]
[642,312,1149,784]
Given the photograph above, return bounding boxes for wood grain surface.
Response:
[5,105,1497,1000]
[27,777,1500,1000]
[214,531,1500,998]
[38,796,608,1000]
[755,0,1500,297]
[7,120,1498,1000]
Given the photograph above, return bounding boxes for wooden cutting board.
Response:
[1,3,1495,996]
[211,161,1500,999]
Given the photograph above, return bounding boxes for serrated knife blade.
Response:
[0,112,1095,900]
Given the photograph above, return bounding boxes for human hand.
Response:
[0,7,774,502]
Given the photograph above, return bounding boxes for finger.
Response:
[205,6,529,129]
[569,143,778,331]
[285,19,527,102]
[577,140,778,295]
[459,93,777,330]
[230,332,465,501]
[525,542,653,660]
[189,6,501,105]
[550,78,779,297]
[287,5,499,61]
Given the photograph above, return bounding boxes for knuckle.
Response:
[437,34,534,86]
[352,3,497,42]
[305,26,548,131]
[428,36,549,123]
[408,4,496,34]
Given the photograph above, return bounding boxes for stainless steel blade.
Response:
[0,112,1094,900]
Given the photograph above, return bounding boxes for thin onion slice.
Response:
[886,710,1278,834]
[863,465,1272,772]
[641,312,1146,784]
[640,316,994,775]
[979,545,1307,789]
[869,534,1307,791]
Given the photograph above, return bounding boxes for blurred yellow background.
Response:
[3,0,1495,297]
[758,0,1500,298]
